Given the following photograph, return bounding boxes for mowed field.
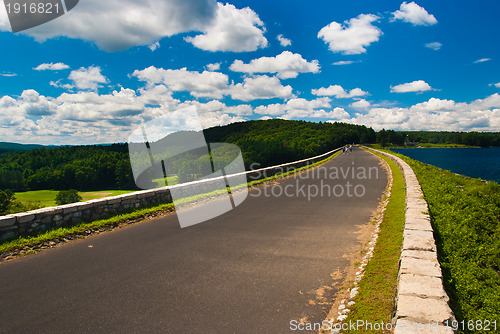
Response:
[14,190,136,208]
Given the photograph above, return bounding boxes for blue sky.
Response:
[0,0,499,145]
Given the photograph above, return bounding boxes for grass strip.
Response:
[1,150,342,256]
[342,150,406,333]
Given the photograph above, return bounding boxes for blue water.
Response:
[392,147,500,183]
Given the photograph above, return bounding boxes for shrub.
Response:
[55,189,82,205]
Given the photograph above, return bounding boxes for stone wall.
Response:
[0,147,341,242]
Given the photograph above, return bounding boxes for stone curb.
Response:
[366,148,455,334]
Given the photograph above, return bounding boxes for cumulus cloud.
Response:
[254,97,342,120]
[425,42,442,50]
[277,34,292,47]
[206,63,221,71]
[69,66,109,91]
[0,84,251,144]
[390,80,432,93]
[318,14,382,55]
[409,98,458,112]
[33,62,70,71]
[347,95,500,131]
[228,75,294,101]
[185,3,267,52]
[391,2,437,26]
[132,66,229,99]
[311,85,368,98]
[494,83,500,88]
[133,66,293,101]
[351,99,371,110]
[230,51,320,79]
[1,0,218,52]
[474,58,491,64]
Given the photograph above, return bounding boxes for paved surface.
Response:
[0,148,387,333]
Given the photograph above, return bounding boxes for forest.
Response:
[377,129,500,147]
[0,119,499,193]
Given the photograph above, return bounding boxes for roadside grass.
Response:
[388,151,500,333]
[1,149,342,256]
[341,150,406,333]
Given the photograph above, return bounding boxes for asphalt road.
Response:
[0,148,387,333]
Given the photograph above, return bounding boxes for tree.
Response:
[0,190,14,214]
[55,189,82,205]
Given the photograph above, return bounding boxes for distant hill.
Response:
[0,142,45,153]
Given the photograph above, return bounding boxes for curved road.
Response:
[0,148,387,333]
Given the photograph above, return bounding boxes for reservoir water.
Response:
[391,147,500,183]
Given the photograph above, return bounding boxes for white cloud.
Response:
[206,63,221,71]
[230,51,320,79]
[50,80,75,90]
[2,0,218,52]
[390,80,432,93]
[347,95,500,131]
[318,14,382,55]
[33,62,70,71]
[0,84,251,144]
[132,66,229,99]
[69,66,109,91]
[351,99,371,110]
[228,75,294,101]
[392,2,437,26]
[332,60,360,66]
[0,72,17,77]
[277,34,292,47]
[494,83,500,88]
[133,67,293,101]
[311,85,368,98]
[185,3,267,52]
[283,107,349,120]
[148,42,160,52]
[425,42,442,50]
[254,97,340,119]
[474,58,491,64]
[471,93,500,110]
[410,98,458,112]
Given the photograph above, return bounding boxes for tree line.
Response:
[377,129,500,147]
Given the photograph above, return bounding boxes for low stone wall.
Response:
[0,147,341,242]
[369,148,455,333]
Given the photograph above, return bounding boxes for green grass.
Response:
[13,189,136,208]
[389,151,500,333]
[342,150,406,333]
[152,175,179,187]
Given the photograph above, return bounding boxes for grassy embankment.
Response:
[0,150,342,255]
[389,151,500,334]
[339,150,406,333]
